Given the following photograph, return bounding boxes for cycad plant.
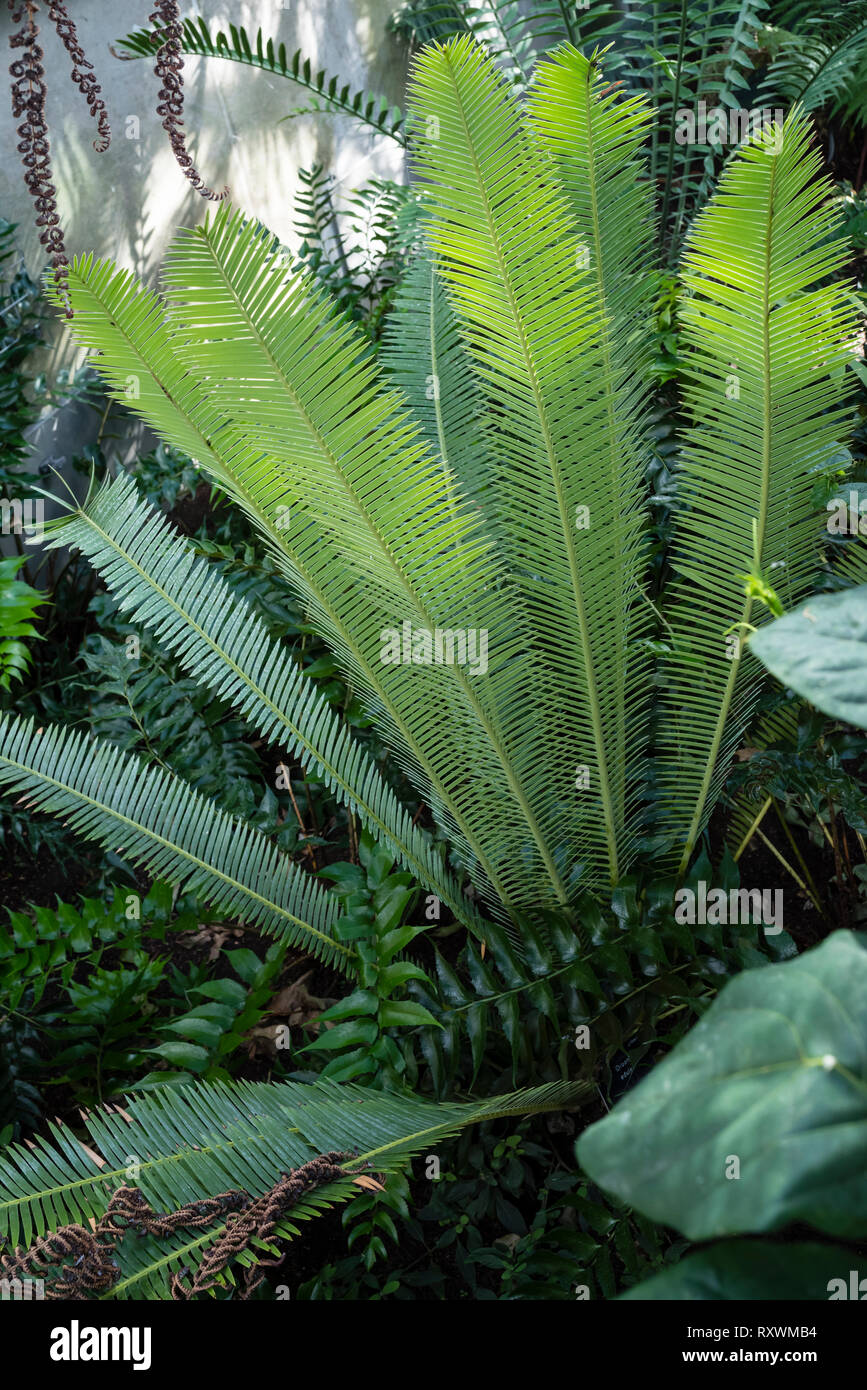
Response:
[0,38,860,1296]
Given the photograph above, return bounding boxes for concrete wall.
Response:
[2,1,407,284]
[0,1,409,539]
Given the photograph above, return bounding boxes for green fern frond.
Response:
[657,108,859,873]
[48,222,576,919]
[528,45,657,351]
[0,1077,583,1296]
[46,470,481,936]
[589,1,766,252]
[116,18,407,145]
[526,44,659,856]
[462,1,622,88]
[762,1,867,126]
[836,528,867,586]
[390,0,472,48]
[381,251,495,517]
[462,0,568,87]
[158,206,574,916]
[293,167,422,336]
[43,255,524,919]
[0,715,349,969]
[409,36,654,886]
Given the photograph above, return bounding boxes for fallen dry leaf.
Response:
[352,1175,386,1193]
[184,923,243,961]
[265,971,338,1032]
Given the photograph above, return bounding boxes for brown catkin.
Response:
[8,0,69,309]
[8,0,225,304]
[150,0,228,202]
[45,0,110,152]
[0,1152,354,1300]
[8,0,111,314]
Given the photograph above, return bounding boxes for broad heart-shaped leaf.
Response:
[750,587,867,730]
[577,932,867,1241]
[620,1240,859,1301]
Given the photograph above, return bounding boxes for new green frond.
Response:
[658,109,859,872]
[409,36,654,885]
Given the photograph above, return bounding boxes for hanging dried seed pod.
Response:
[8,0,68,309]
[46,0,110,152]
[7,0,111,315]
[149,1,228,202]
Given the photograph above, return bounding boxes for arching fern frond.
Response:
[44,254,528,920]
[762,1,867,127]
[409,36,654,886]
[390,0,472,49]
[0,715,349,969]
[116,18,407,145]
[0,1077,584,1297]
[158,207,572,917]
[657,109,859,874]
[45,470,482,936]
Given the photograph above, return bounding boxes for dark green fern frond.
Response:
[0,1077,583,1297]
[381,251,495,517]
[762,1,867,127]
[390,0,471,48]
[45,470,481,936]
[0,715,349,969]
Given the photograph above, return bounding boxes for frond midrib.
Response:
[442,44,621,885]
[676,150,779,875]
[0,737,349,958]
[183,229,568,909]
